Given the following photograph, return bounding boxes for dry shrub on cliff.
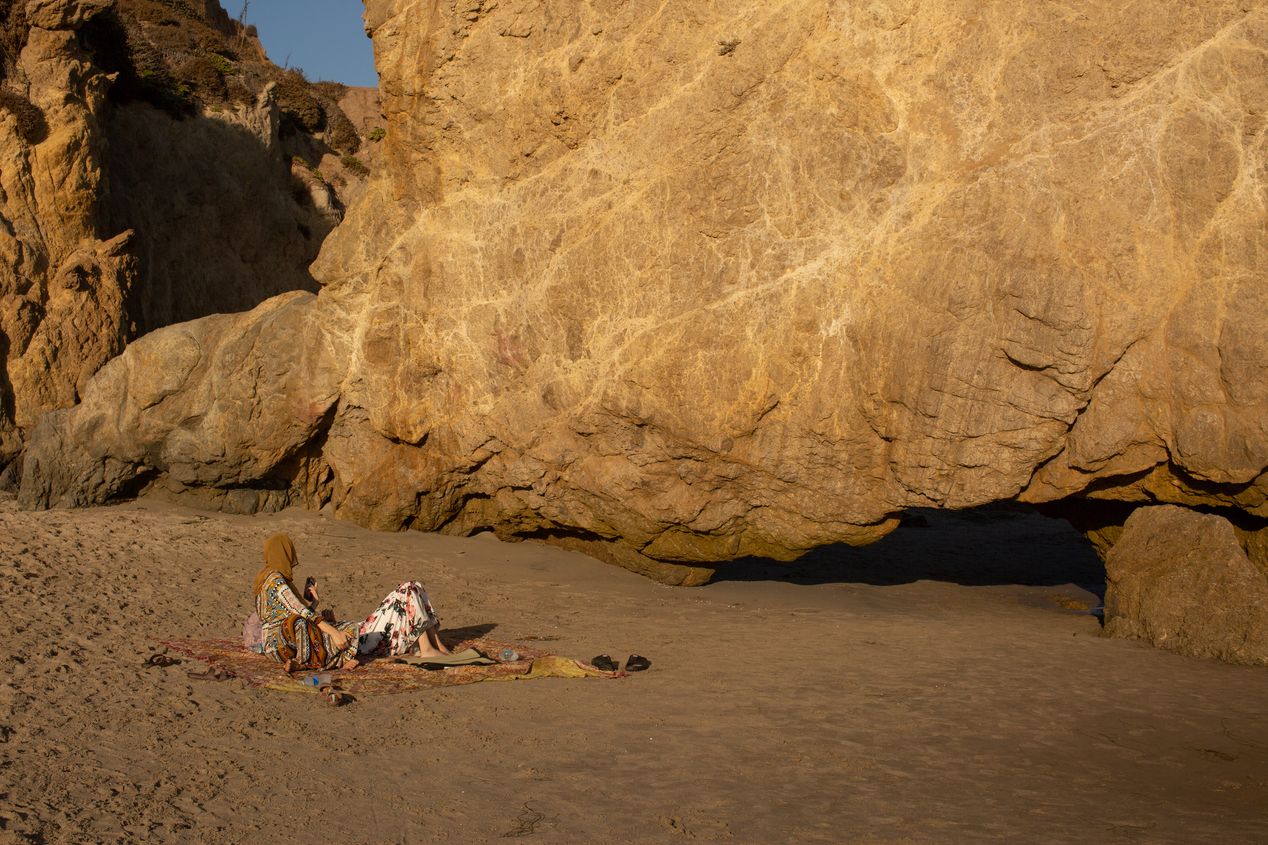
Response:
[150,0,201,18]
[0,89,47,144]
[78,7,196,117]
[208,51,234,74]
[325,107,359,153]
[0,0,28,82]
[273,68,325,134]
[106,0,253,111]
[341,154,369,178]
[137,69,194,116]
[312,80,346,101]
[224,76,253,104]
[307,80,359,153]
[175,55,228,101]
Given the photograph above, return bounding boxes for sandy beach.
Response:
[1,494,1265,844]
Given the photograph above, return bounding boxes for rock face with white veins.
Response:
[19,2,1268,595]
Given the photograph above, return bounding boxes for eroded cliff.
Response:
[17,1,1268,658]
[0,0,381,472]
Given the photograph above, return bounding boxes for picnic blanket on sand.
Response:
[157,637,622,696]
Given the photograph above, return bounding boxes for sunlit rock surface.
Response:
[21,2,1268,589]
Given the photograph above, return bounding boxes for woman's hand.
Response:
[319,620,351,652]
[303,577,320,607]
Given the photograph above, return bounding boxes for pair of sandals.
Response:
[317,682,352,707]
[591,654,650,673]
[146,650,229,682]
[189,664,349,706]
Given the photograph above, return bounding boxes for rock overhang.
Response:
[11,2,1267,653]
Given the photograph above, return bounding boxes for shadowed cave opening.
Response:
[709,503,1106,604]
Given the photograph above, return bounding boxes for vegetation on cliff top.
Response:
[1,0,366,158]
[75,0,362,153]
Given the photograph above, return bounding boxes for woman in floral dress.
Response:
[357,581,450,659]
[253,533,449,672]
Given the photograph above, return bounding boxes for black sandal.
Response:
[590,654,618,672]
[625,654,651,672]
[143,652,182,668]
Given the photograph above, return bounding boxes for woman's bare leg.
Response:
[427,624,451,654]
[412,623,450,657]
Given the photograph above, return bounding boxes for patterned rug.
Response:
[156,637,623,696]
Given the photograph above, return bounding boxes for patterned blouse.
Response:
[255,571,358,670]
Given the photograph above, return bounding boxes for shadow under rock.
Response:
[710,504,1106,598]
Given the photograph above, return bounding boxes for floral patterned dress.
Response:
[356,581,440,658]
[257,571,360,670]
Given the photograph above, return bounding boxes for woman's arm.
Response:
[318,619,351,651]
[270,573,319,622]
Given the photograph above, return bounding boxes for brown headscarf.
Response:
[253,533,299,597]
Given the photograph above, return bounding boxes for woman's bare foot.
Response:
[412,625,451,658]
[413,639,446,658]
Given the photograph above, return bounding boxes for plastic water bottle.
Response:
[499,648,520,663]
[306,672,332,686]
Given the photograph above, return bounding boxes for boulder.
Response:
[1104,506,1268,665]
[19,290,342,510]
[18,2,1268,591]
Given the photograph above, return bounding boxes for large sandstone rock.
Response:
[1104,506,1268,665]
[19,2,1268,587]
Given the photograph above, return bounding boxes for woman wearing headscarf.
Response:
[253,533,450,672]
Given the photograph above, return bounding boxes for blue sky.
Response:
[240,1,377,87]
